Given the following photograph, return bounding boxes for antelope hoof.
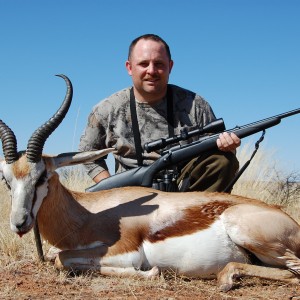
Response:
[54,256,64,270]
[45,246,61,262]
[218,282,234,293]
[147,266,160,279]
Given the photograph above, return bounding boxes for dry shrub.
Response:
[232,141,280,199]
[233,142,300,220]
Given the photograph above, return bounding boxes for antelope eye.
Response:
[36,170,47,187]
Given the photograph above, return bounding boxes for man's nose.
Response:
[147,63,157,74]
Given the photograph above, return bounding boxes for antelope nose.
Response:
[15,219,27,230]
[12,212,29,230]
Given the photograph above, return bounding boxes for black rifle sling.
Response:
[223,130,266,193]
[130,87,143,166]
[166,85,174,137]
[130,86,174,166]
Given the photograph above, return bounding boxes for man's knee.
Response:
[178,150,239,192]
[213,151,239,176]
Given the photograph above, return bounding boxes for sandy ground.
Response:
[0,259,299,300]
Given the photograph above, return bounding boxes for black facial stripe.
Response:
[36,170,47,187]
[2,177,11,190]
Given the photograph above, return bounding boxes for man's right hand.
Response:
[93,170,110,183]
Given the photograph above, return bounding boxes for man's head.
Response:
[128,34,172,61]
[126,34,174,104]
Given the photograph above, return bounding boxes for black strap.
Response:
[130,85,174,166]
[166,86,174,137]
[33,221,44,262]
[130,88,144,166]
[223,130,266,193]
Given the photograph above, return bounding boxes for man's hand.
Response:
[93,170,110,183]
[217,132,241,152]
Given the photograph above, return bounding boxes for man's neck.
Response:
[133,87,167,105]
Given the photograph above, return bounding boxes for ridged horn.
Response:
[0,120,18,164]
[26,74,73,163]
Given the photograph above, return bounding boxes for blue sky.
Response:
[1,0,300,173]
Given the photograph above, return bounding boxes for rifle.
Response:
[86,107,300,192]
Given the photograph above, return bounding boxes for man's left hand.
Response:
[217,132,241,152]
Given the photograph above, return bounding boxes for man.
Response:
[79,34,240,192]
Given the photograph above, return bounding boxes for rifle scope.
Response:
[144,118,225,153]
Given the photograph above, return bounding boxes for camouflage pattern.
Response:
[79,84,216,179]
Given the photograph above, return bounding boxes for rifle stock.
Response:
[86,107,300,192]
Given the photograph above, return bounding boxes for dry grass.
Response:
[58,165,94,192]
[233,142,300,219]
[0,144,299,299]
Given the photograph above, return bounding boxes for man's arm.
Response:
[93,170,110,183]
[78,103,112,180]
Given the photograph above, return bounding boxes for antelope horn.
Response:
[26,74,73,163]
[0,120,18,164]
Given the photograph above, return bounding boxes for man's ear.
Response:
[169,59,174,74]
[125,60,132,76]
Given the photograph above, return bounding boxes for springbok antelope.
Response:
[1,75,300,292]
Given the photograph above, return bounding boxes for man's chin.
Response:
[143,83,162,93]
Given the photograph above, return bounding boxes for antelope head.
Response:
[0,75,113,236]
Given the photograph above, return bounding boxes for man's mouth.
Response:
[145,78,159,84]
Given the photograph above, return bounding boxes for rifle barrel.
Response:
[273,107,300,119]
[238,107,300,129]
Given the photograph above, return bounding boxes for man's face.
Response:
[126,39,173,103]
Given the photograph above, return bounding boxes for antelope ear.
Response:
[49,148,115,170]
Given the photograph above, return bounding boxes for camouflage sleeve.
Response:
[194,94,217,126]
[78,104,109,179]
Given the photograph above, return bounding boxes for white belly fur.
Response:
[142,219,249,278]
[99,219,249,277]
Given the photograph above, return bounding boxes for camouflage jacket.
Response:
[79,84,216,179]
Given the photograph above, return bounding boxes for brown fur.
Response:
[12,155,30,178]
[147,201,233,242]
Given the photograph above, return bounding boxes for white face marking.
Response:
[32,182,49,217]
[3,159,49,233]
